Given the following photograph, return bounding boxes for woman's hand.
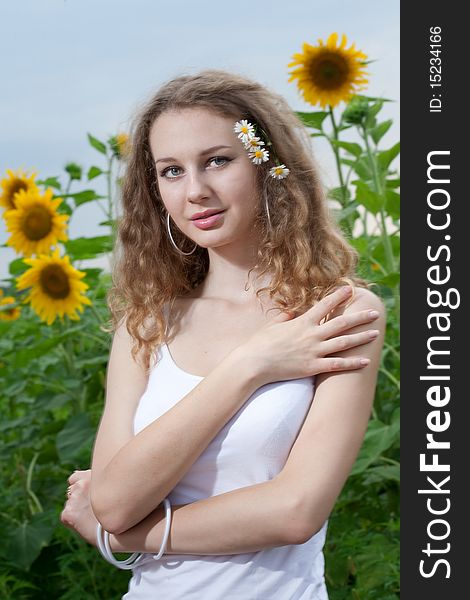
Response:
[60,469,98,546]
[242,286,381,385]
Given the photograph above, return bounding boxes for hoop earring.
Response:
[263,187,272,230]
[166,212,197,256]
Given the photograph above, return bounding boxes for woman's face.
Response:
[149,107,260,249]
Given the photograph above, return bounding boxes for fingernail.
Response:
[342,286,352,295]
[360,358,370,366]
[369,329,379,338]
[369,310,379,318]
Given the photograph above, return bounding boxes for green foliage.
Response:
[299,93,400,598]
[0,92,399,597]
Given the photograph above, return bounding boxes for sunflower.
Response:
[288,33,368,108]
[109,133,130,159]
[16,248,92,325]
[0,168,39,211]
[4,187,69,257]
[0,295,21,321]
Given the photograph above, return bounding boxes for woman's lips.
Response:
[191,210,225,229]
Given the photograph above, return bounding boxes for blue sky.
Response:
[0,0,399,279]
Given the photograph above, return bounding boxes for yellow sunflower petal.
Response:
[327,33,339,48]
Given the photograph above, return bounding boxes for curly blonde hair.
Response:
[105,69,367,373]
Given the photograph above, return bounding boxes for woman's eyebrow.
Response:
[154,145,233,165]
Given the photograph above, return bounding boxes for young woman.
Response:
[61,69,386,599]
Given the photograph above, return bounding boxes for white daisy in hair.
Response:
[249,148,270,164]
[244,136,265,150]
[269,164,290,179]
[234,119,256,141]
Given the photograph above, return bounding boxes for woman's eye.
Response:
[209,156,230,167]
[161,166,181,179]
[160,157,230,179]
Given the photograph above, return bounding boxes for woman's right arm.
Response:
[90,321,263,535]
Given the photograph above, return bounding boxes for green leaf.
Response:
[327,186,351,203]
[62,190,105,207]
[386,177,401,189]
[350,236,372,255]
[385,190,400,220]
[87,166,103,180]
[0,415,32,433]
[378,142,400,172]
[353,180,384,214]
[364,464,400,483]
[334,203,360,225]
[373,272,400,288]
[5,511,56,570]
[64,235,113,260]
[371,236,400,265]
[74,354,109,369]
[56,413,95,464]
[36,176,61,191]
[87,133,107,155]
[296,111,329,130]
[56,198,73,216]
[9,257,30,276]
[81,267,103,284]
[98,219,116,227]
[330,140,363,158]
[352,416,399,475]
[64,162,82,181]
[4,326,87,368]
[370,119,393,145]
[354,94,394,103]
[365,99,385,128]
[341,157,372,181]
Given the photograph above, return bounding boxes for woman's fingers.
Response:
[304,286,353,325]
[321,356,370,373]
[321,309,380,339]
[67,469,91,485]
[321,329,379,356]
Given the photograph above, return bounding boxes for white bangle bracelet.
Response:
[96,498,172,569]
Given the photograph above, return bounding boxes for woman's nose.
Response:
[185,169,210,203]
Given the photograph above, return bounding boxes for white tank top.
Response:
[123,342,329,599]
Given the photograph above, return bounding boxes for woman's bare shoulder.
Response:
[328,285,386,318]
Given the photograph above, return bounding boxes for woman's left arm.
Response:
[273,287,386,537]
[63,288,386,555]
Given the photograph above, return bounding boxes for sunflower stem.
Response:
[57,318,82,415]
[26,452,43,516]
[106,154,118,274]
[64,176,72,196]
[327,106,353,237]
[361,125,400,324]
[106,155,116,235]
[88,302,105,329]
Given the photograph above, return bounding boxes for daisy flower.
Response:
[269,164,290,179]
[249,148,270,164]
[234,120,256,142]
[244,136,265,151]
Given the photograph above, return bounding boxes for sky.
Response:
[0,0,399,280]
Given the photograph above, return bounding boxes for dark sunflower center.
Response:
[39,265,70,299]
[311,52,350,90]
[21,205,52,240]
[9,180,28,207]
